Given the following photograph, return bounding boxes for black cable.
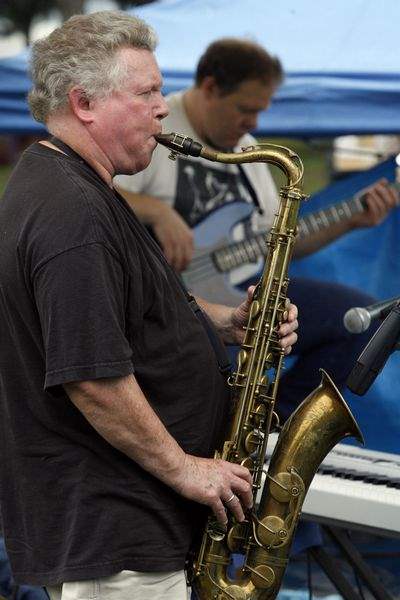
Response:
[346,530,366,600]
[10,585,19,600]
[307,549,313,600]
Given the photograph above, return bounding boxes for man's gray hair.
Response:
[28,10,157,123]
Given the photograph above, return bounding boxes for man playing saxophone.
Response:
[115,37,398,421]
[0,12,298,600]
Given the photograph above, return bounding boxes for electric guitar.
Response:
[181,189,398,305]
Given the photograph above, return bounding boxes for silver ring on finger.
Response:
[224,493,236,505]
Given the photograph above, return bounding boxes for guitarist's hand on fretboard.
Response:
[294,177,399,258]
[350,178,399,229]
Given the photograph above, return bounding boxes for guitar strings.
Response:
[183,255,216,283]
[181,196,370,284]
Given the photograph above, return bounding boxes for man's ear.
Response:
[200,76,221,100]
[68,86,94,124]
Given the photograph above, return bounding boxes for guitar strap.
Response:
[48,136,232,376]
[204,136,263,215]
[236,163,264,215]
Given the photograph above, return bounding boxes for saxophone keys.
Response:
[249,300,260,318]
[249,564,276,589]
[240,456,254,471]
[207,519,227,542]
[267,470,305,503]
[227,523,248,552]
[237,349,248,369]
[244,431,263,454]
[257,515,287,547]
[254,403,267,416]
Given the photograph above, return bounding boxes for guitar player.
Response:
[115,37,397,419]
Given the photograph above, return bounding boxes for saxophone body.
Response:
[156,133,364,600]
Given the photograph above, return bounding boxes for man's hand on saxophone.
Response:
[173,455,254,526]
[196,286,299,352]
[169,291,299,527]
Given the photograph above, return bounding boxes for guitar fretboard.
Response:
[213,194,367,273]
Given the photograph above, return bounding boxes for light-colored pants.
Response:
[46,569,189,600]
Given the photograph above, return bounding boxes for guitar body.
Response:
[180,182,397,305]
[182,202,254,305]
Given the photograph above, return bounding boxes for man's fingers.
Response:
[181,238,194,271]
[161,239,175,266]
[171,240,185,272]
[365,192,386,219]
[153,212,194,272]
[288,302,298,321]
[158,235,192,272]
[213,499,228,526]
[361,179,398,225]
[229,461,253,485]
[177,455,254,523]
[233,484,253,510]
[223,467,253,515]
[223,494,245,523]
[247,285,256,303]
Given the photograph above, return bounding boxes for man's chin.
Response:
[121,154,152,176]
[137,154,152,172]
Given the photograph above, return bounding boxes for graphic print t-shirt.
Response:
[115,91,280,232]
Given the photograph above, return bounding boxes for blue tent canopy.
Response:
[0,1,399,453]
[0,0,400,136]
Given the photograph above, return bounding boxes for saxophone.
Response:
[156,132,364,600]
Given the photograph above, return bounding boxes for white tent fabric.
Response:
[0,0,399,135]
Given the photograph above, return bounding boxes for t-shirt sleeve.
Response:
[33,242,134,390]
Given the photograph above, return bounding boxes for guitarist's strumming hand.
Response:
[350,178,398,229]
[114,188,193,272]
[152,204,194,272]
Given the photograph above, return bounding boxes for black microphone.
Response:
[343,296,400,333]
[347,303,400,395]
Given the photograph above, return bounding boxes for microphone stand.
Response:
[347,303,400,395]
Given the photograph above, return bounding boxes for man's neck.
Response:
[182,88,230,152]
[46,117,114,188]
[182,88,208,144]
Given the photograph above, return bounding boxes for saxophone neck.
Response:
[155,132,306,192]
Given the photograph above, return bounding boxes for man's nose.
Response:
[156,93,169,119]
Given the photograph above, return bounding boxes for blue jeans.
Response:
[232,276,376,418]
[278,277,376,418]
[0,538,47,600]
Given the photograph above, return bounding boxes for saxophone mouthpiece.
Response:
[155,132,203,157]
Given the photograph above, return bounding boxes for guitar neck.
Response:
[297,194,365,239]
[213,183,399,274]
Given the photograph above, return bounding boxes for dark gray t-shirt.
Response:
[0,143,230,585]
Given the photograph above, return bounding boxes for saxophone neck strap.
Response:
[170,268,231,375]
[185,292,232,376]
